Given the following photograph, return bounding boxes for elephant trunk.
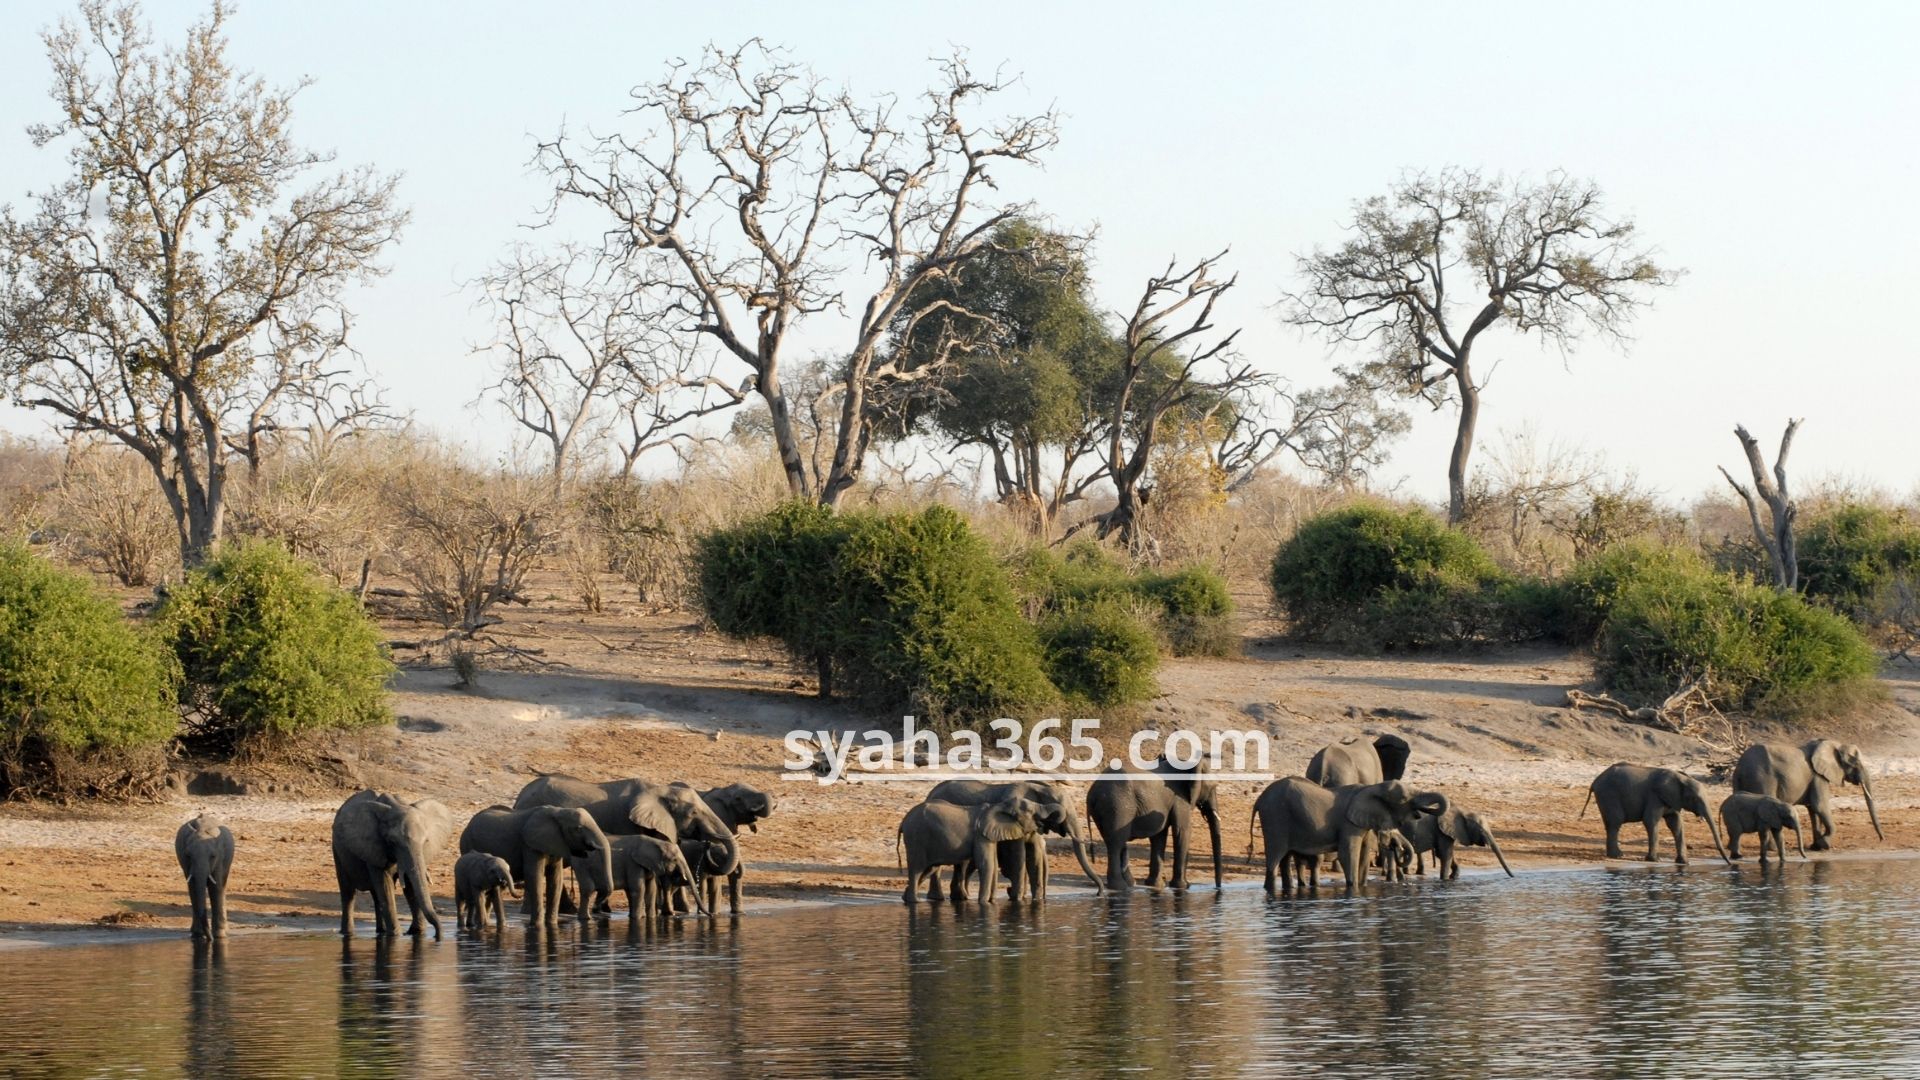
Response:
[677,849,709,916]
[1203,803,1224,890]
[1861,773,1885,841]
[1069,834,1103,895]
[1700,808,1732,866]
[403,863,441,936]
[704,831,740,878]
[1792,819,1808,860]
[1484,830,1515,878]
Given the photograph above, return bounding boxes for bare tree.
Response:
[1211,374,1410,493]
[1078,252,1263,549]
[1284,169,1674,524]
[476,246,745,480]
[536,42,1056,507]
[1719,419,1802,591]
[0,2,406,566]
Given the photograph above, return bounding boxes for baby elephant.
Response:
[1376,830,1414,882]
[1720,792,1807,865]
[174,813,235,940]
[607,834,705,920]
[453,852,518,933]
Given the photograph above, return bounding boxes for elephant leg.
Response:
[1004,843,1027,901]
[1642,810,1663,862]
[902,853,922,905]
[949,863,968,902]
[1104,826,1131,891]
[1667,813,1688,865]
[1170,820,1191,892]
[1145,830,1165,888]
[1602,808,1624,859]
[522,853,546,923]
[337,866,356,939]
[1338,834,1367,895]
[1810,797,1834,851]
[373,871,398,938]
[1726,825,1744,861]
[977,846,1000,905]
[1264,841,1281,895]
[211,877,228,938]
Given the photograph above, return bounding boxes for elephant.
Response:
[897,797,1044,904]
[1306,733,1412,788]
[513,774,740,888]
[453,851,518,933]
[676,783,775,916]
[927,779,1103,900]
[1399,804,1514,879]
[1580,764,1732,865]
[609,834,706,919]
[1376,829,1414,882]
[1719,792,1807,864]
[458,804,613,926]
[1732,740,1882,852]
[174,813,234,941]
[331,790,451,939]
[1251,778,1446,894]
[1086,757,1224,892]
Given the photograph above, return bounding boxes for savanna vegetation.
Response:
[0,3,1907,797]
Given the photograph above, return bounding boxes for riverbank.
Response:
[5,591,1919,939]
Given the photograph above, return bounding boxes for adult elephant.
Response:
[459,804,614,926]
[331,790,452,939]
[1306,733,1412,788]
[678,783,775,916]
[1581,764,1732,865]
[1251,777,1445,894]
[1400,804,1514,879]
[1732,740,1882,852]
[927,779,1103,900]
[1087,757,1224,893]
[898,797,1044,904]
[513,774,740,880]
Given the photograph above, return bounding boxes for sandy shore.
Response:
[5,593,1919,942]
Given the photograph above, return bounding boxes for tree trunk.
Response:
[1446,366,1480,526]
[756,371,813,501]
[1718,420,1801,591]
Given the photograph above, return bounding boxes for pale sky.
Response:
[1,1,1914,504]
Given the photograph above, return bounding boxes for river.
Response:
[4,859,1918,1077]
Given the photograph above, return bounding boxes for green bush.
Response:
[1798,504,1920,619]
[155,540,394,748]
[0,543,178,792]
[1595,559,1881,716]
[1039,599,1161,708]
[1012,540,1236,657]
[697,504,1056,727]
[1269,506,1504,648]
[1559,541,1712,643]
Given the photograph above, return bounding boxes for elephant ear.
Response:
[627,795,678,840]
[1374,735,1412,781]
[365,798,408,842]
[1345,790,1392,831]
[1809,742,1843,785]
[1435,808,1468,843]
[521,808,568,854]
[980,802,1031,843]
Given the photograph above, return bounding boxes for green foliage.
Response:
[697,504,1055,727]
[0,543,178,790]
[1268,505,1503,648]
[1039,600,1160,708]
[155,540,394,748]
[1558,541,1712,643]
[1798,504,1920,619]
[1596,561,1881,716]
[1012,539,1235,657]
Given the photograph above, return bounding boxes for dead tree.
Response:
[1718,419,1802,591]
[1078,252,1258,550]
[537,42,1056,506]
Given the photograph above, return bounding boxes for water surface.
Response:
[4,859,1918,1078]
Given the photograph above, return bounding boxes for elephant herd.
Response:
[167,735,1886,937]
[172,772,774,941]
[891,733,1887,907]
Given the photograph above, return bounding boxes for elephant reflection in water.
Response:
[184,941,230,1078]
[337,937,427,1074]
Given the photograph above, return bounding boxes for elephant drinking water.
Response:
[1732,740,1881,852]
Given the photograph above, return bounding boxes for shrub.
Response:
[1798,504,1920,620]
[1012,540,1236,657]
[1040,599,1161,707]
[1269,505,1503,647]
[697,504,1056,728]
[155,540,394,749]
[382,457,560,632]
[1559,541,1713,643]
[1595,562,1881,717]
[0,543,178,796]
[49,446,177,587]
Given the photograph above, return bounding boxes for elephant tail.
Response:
[1579,784,1594,820]
[1245,806,1259,861]
[895,824,903,871]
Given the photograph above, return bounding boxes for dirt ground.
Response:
[5,574,1920,939]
